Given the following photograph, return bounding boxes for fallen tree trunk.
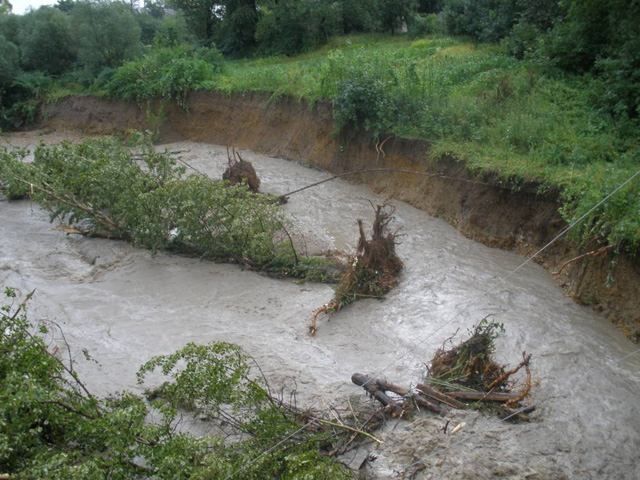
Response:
[351,374,443,415]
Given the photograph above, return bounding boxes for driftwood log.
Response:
[352,374,535,421]
[351,374,443,415]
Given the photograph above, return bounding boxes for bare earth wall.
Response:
[40,92,640,341]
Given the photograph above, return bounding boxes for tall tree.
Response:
[217,0,258,55]
[71,1,141,73]
[168,0,222,44]
[19,7,76,75]
[378,0,418,34]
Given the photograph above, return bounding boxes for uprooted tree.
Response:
[0,137,337,281]
[223,146,261,193]
[310,204,403,334]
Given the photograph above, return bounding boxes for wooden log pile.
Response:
[351,373,535,421]
[351,319,536,422]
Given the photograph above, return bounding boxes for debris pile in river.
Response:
[352,319,535,421]
[223,146,260,192]
[310,204,403,334]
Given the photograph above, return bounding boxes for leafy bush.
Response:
[0,148,32,199]
[408,13,442,37]
[107,46,221,106]
[0,34,19,90]
[0,70,52,130]
[0,288,352,479]
[153,13,193,48]
[333,73,398,138]
[256,0,343,56]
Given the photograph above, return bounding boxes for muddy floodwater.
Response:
[2,130,640,479]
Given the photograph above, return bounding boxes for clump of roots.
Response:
[427,317,533,411]
[223,146,260,193]
[310,204,403,335]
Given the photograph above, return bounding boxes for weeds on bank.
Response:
[0,136,335,281]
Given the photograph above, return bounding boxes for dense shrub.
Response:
[106,46,221,106]
[441,0,519,42]
[0,33,19,90]
[408,13,441,37]
[153,13,193,47]
[339,0,379,33]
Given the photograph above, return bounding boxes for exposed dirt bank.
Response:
[40,93,640,340]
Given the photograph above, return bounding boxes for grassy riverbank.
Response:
[212,34,639,251]
[17,33,640,253]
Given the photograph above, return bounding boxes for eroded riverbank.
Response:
[40,93,640,341]
[1,130,639,479]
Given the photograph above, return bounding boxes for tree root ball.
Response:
[223,147,260,193]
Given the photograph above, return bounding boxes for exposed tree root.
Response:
[223,146,260,192]
[310,204,403,335]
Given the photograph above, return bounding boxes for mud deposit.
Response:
[1,131,639,479]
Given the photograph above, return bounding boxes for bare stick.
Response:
[553,245,613,275]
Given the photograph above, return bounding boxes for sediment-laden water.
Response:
[1,130,639,479]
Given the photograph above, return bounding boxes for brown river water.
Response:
[1,130,639,479]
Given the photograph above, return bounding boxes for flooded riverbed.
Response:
[1,130,639,479]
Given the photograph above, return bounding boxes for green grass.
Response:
[215,34,640,251]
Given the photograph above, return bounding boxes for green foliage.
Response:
[0,288,352,478]
[0,136,338,277]
[340,0,379,33]
[217,0,258,56]
[70,1,142,74]
[256,0,343,56]
[333,70,398,138]
[0,33,18,89]
[1,70,52,129]
[0,147,31,199]
[138,342,259,411]
[378,0,417,34]
[136,10,163,46]
[167,0,219,44]
[106,45,221,106]
[18,6,75,75]
[408,13,442,38]
[441,0,520,42]
[153,12,193,47]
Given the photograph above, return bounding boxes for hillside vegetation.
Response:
[220,35,640,252]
